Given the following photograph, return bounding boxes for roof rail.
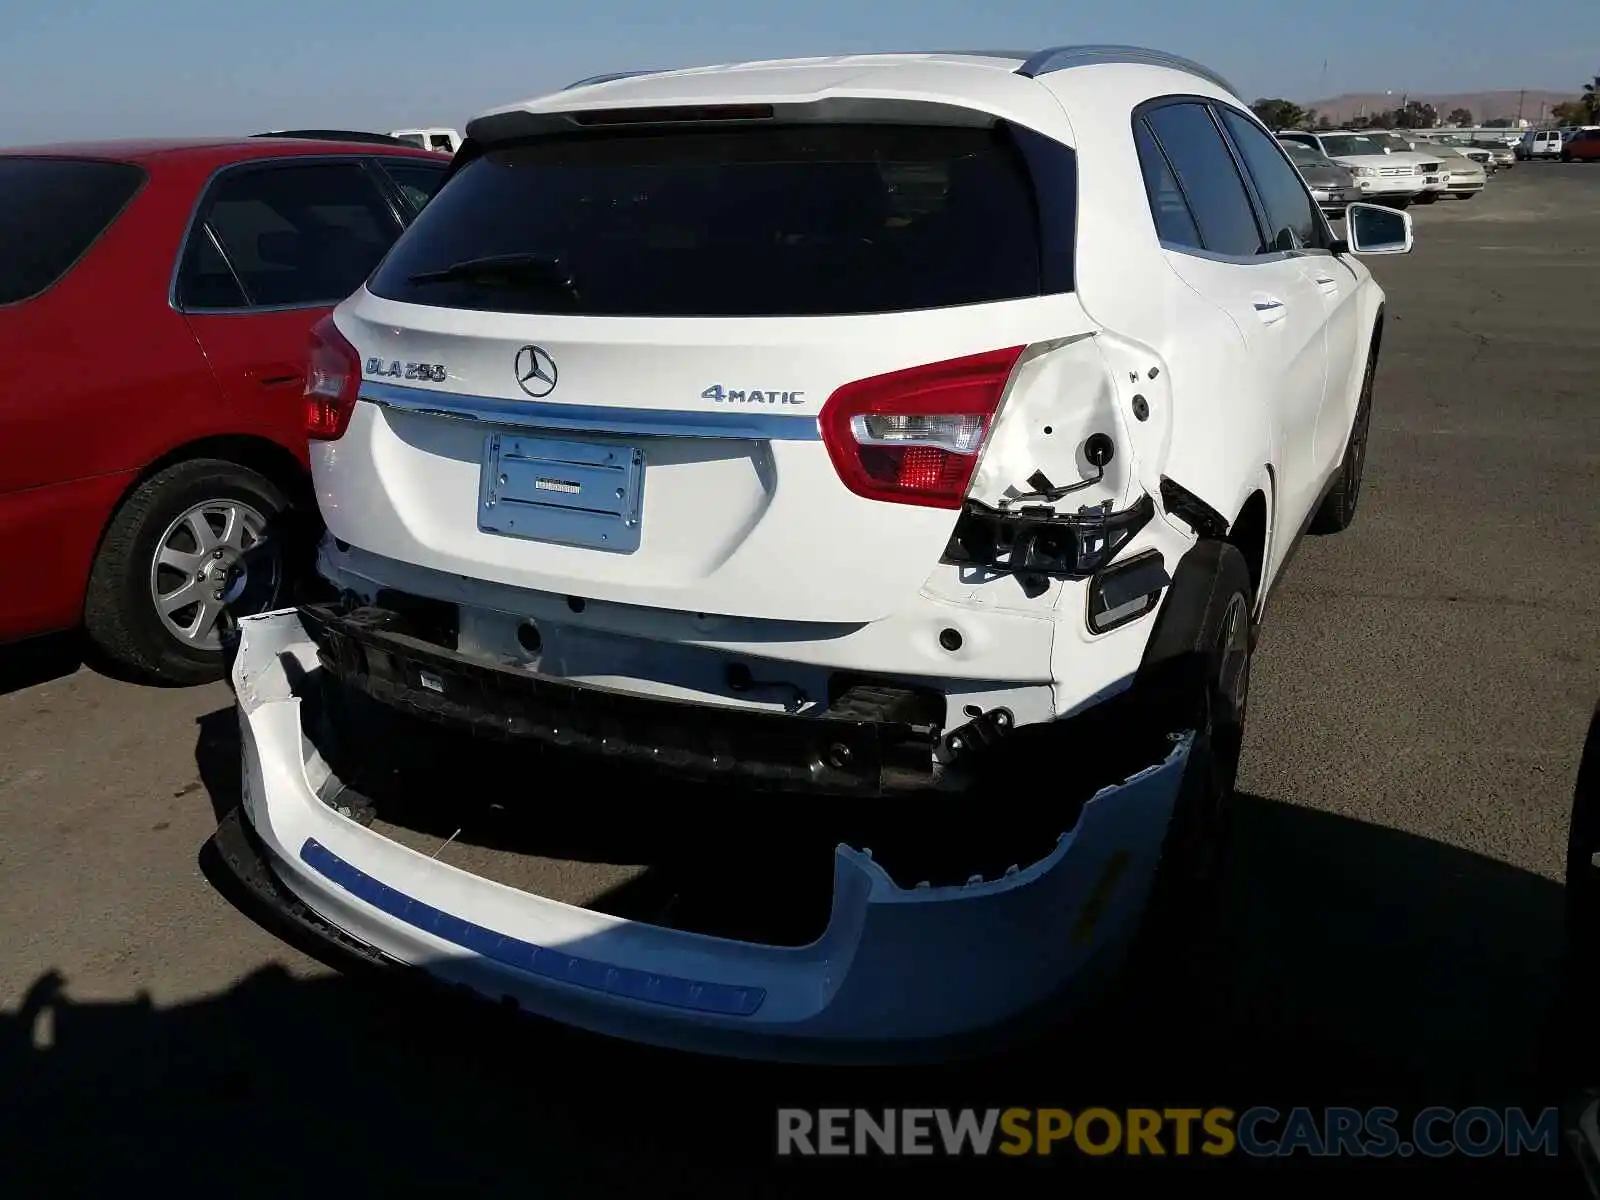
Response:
[908,49,1034,60]
[1016,45,1239,97]
[563,69,668,91]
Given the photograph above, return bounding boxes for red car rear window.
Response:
[0,158,145,305]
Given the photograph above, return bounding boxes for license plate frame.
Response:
[478,432,645,553]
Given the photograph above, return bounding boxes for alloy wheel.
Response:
[148,500,275,650]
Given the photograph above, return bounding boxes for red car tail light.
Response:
[818,347,1027,508]
[305,314,361,441]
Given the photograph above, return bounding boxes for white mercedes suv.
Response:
[220,46,1412,1062]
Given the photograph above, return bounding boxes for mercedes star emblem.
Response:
[515,345,557,397]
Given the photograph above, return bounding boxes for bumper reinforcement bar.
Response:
[299,602,943,796]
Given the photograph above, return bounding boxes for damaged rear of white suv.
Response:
[218,46,1410,1062]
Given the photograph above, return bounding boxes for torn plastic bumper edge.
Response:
[227,607,1195,1062]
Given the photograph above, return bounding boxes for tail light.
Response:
[305,314,361,441]
[818,347,1026,509]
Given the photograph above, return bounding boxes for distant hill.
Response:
[1299,90,1573,125]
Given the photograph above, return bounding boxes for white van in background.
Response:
[1517,129,1564,160]
[390,127,462,154]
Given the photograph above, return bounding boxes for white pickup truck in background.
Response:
[390,127,462,154]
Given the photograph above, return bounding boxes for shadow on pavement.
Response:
[2,755,1591,1190]
[0,632,85,697]
[0,629,193,697]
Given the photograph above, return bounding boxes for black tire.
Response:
[1413,191,1437,205]
[1389,197,1412,209]
[1120,540,1254,982]
[1562,153,1573,163]
[85,459,290,685]
[1309,328,1380,535]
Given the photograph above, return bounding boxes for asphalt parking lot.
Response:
[2,163,1597,1190]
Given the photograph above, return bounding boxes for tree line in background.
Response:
[1252,73,1599,132]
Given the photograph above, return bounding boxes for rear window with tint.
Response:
[0,158,145,304]
[367,124,1059,316]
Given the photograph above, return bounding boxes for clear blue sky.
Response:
[4,0,1595,143]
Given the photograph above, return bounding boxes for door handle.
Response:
[246,364,303,387]
[1252,297,1287,324]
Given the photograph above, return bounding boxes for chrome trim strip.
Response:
[361,380,822,440]
[1017,45,1239,98]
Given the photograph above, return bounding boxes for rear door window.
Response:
[1217,107,1324,251]
[379,160,450,215]
[366,123,1069,316]
[177,160,405,310]
[0,157,145,304]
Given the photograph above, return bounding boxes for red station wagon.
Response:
[0,137,449,682]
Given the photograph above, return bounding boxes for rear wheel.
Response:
[1120,541,1254,979]
[85,459,290,684]
[1310,330,1379,535]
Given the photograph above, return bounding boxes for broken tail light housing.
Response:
[942,494,1156,588]
[305,314,361,441]
[818,347,1027,509]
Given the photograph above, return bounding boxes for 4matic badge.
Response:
[701,385,805,405]
[366,357,447,383]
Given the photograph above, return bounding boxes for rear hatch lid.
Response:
[316,102,1089,623]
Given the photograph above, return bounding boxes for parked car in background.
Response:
[1278,129,1443,207]
[0,137,450,682]
[1363,131,1452,200]
[1563,129,1600,162]
[1281,140,1357,216]
[1429,137,1497,173]
[1518,129,1564,159]
[1424,143,1488,198]
[390,127,462,154]
[1472,139,1516,168]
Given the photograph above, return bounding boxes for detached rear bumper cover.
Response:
[228,609,1193,1061]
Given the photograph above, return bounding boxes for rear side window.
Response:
[1133,120,1202,248]
[1141,103,1263,258]
[367,123,1068,316]
[0,158,145,304]
[179,160,404,310]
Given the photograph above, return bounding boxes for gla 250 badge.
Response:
[366,357,447,383]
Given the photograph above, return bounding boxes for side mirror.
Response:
[1344,202,1414,255]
